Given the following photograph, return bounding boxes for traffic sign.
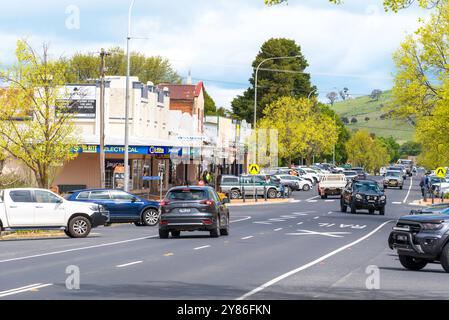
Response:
[436,167,447,178]
[249,164,260,175]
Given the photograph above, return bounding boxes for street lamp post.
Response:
[253,55,301,164]
[124,0,135,192]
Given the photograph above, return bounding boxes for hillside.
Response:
[331,90,415,144]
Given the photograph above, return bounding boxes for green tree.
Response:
[231,38,315,124]
[346,130,390,174]
[378,136,401,163]
[204,90,217,115]
[64,47,181,84]
[0,40,79,188]
[258,97,338,165]
[399,141,422,157]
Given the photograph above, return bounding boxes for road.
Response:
[1,175,448,300]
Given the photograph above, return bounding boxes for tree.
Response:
[0,40,79,188]
[264,0,443,12]
[204,90,217,116]
[231,38,315,124]
[258,97,338,165]
[370,89,383,101]
[378,136,401,163]
[346,130,390,174]
[326,91,338,105]
[351,117,358,124]
[341,117,349,124]
[399,141,422,157]
[64,47,181,85]
[365,117,370,122]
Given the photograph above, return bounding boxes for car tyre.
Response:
[210,217,220,238]
[321,194,327,199]
[379,207,385,216]
[171,230,181,238]
[302,184,311,192]
[220,216,229,236]
[440,243,449,273]
[369,209,375,215]
[67,216,91,238]
[399,254,428,271]
[340,199,347,213]
[159,229,169,239]
[400,186,403,190]
[350,203,357,214]
[267,188,277,199]
[142,208,159,226]
[230,189,241,199]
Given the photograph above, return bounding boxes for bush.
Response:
[351,117,358,124]
[0,173,28,189]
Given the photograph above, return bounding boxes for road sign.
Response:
[249,164,260,175]
[436,167,447,178]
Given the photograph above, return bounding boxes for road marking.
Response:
[297,222,303,225]
[164,252,174,257]
[290,200,301,203]
[254,221,272,225]
[313,216,320,220]
[306,196,320,201]
[392,202,402,205]
[307,200,318,203]
[269,218,286,222]
[116,261,143,268]
[0,235,158,264]
[0,283,53,298]
[274,228,283,232]
[286,230,350,238]
[291,211,315,216]
[241,236,254,240]
[325,200,335,203]
[194,245,211,250]
[230,216,252,223]
[328,211,333,214]
[237,220,392,300]
[403,177,413,203]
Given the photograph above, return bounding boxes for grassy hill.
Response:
[332,90,415,144]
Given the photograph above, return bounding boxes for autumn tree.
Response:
[258,97,338,165]
[0,40,79,188]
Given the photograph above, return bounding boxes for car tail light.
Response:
[202,219,213,225]
[200,200,215,206]
[159,220,168,225]
[160,200,169,206]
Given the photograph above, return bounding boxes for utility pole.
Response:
[99,49,108,188]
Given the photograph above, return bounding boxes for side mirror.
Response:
[222,197,230,204]
[131,197,137,203]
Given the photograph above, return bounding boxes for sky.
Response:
[0,0,431,108]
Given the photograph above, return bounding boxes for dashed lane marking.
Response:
[194,245,211,251]
[0,283,53,298]
[241,236,254,240]
[116,261,143,268]
[274,228,283,232]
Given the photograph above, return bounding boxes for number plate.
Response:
[397,235,407,241]
[179,209,191,213]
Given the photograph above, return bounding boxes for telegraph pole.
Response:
[99,49,108,188]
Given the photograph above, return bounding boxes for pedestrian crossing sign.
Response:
[249,164,260,175]
[436,167,446,178]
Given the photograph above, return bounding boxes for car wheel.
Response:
[302,184,311,192]
[379,207,385,216]
[210,217,220,238]
[350,203,357,214]
[384,185,388,189]
[267,188,277,199]
[369,209,375,215]
[400,186,403,190]
[340,199,347,212]
[440,243,449,273]
[142,208,159,226]
[399,254,428,271]
[171,230,181,238]
[230,189,241,199]
[321,194,327,199]
[67,216,91,238]
[220,215,229,236]
[159,229,169,239]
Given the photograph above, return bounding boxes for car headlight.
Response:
[355,194,363,200]
[380,196,386,201]
[90,204,107,212]
[422,223,444,231]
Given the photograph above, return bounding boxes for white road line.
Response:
[403,176,413,203]
[237,220,393,300]
[290,200,301,203]
[307,200,318,203]
[313,216,320,220]
[291,211,315,216]
[241,236,254,240]
[325,200,335,202]
[274,228,283,232]
[194,245,211,250]
[230,216,252,223]
[305,196,320,201]
[392,202,402,205]
[116,261,143,268]
[0,235,158,264]
[328,211,333,214]
[0,283,53,298]
[254,221,272,225]
[269,218,286,222]
[297,222,303,225]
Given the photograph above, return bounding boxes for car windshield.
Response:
[166,189,207,201]
[387,171,400,177]
[354,182,380,193]
[344,171,357,176]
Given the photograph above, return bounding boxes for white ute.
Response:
[317,174,347,199]
[0,188,110,238]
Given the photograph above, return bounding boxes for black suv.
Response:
[389,214,449,272]
[340,179,386,215]
[159,186,230,238]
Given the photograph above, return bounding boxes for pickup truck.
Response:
[317,174,347,199]
[0,188,110,238]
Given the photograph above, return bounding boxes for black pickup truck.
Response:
[389,214,449,272]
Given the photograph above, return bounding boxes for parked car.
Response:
[340,179,386,215]
[342,170,358,181]
[274,174,313,191]
[317,174,347,199]
[383,170,404,189]
[219,175,281,199]
[294,168,318,185]
[352,167,367,180]
[410,203,449,215]
[158,186,230,238]
[0,188,109,238]
[66,189,160,226]
[388,213,449,272]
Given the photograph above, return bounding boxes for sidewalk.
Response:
[409,198,449,206]
[226,198,296,207]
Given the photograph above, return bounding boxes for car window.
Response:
[9,190,34,203]
[35,190,61,204]
[222,177,238,184]
[167,189,207,201]
[110,190,135,200]
[210,190,220,202]
[354,182,380,193]
[76,191,90,200]
[89,190,111,200]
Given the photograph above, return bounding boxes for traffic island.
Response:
[226,198,295,207]
[409,198,449,206]
[0,230,65,240]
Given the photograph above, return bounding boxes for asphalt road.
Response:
[1,175,447,300]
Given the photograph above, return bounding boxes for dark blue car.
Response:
[66,189,160,226]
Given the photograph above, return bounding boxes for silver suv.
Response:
[219,175,281,199]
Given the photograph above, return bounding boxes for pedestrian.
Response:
[419,175,426,197]
[206,171,213,186]
[423,172,431,201]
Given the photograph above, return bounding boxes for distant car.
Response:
[383,171,404,189]
[342,170,358,181]
[218,175,282,199]
[274,174,313,191]
[158,186,230,238]
[386,166,407,180]
[318,174,347,199]
[340,179,386,215]
[352,167,367,180]
[66,189,160,226]
[397,159,414,176]
[380,167,387,176]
